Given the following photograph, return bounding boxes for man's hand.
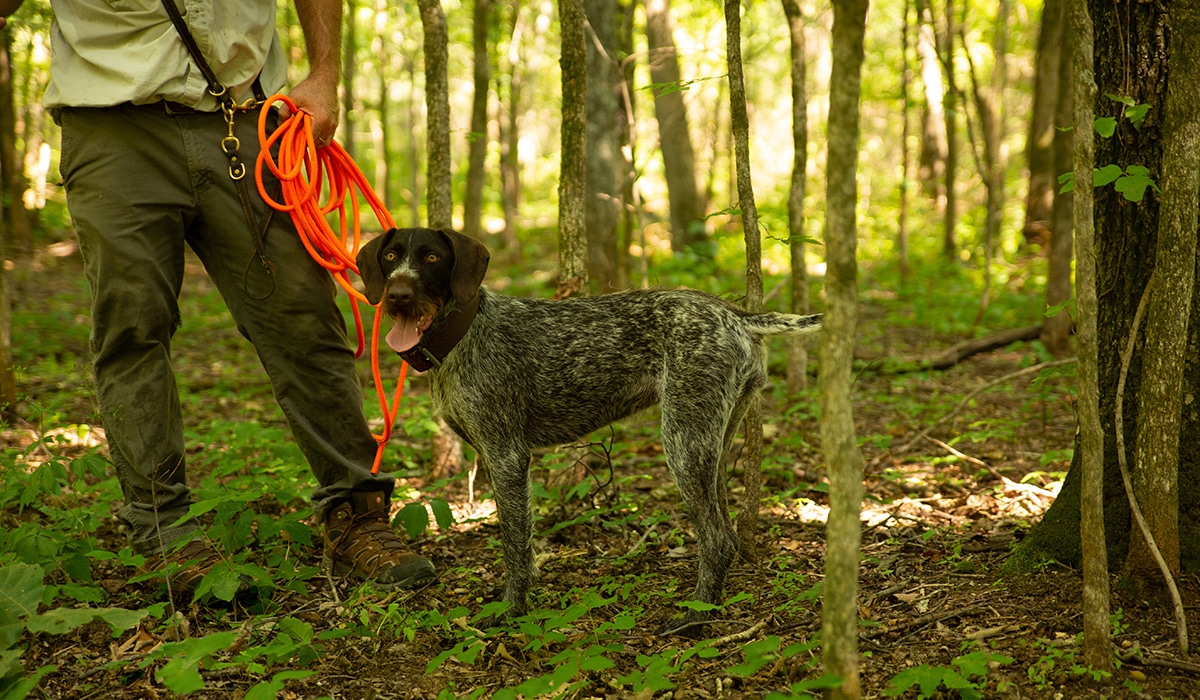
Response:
[279,70,340,146]
[288,0,342,147]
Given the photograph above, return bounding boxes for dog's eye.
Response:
[425,252,441,264]
[383,251,397,262]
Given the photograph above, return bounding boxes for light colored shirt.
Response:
[45,0,287,111]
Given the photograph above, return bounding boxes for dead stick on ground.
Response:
[864,604,988,639]
[878,358,1077,464]
[711,619,768,647]
[924,436,1057,498]
[1115,275,1189,654]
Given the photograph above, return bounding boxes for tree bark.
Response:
[499,1,527,250]
[644,0,707,255]
[1014,0,1200,581]
[557,0,589,298]
[725,0,764,562]
[0,25,28,261]
[462,0,493,240]
[0,25,21,414]
[942,0,958,259]
[375,0,394,210]
[821,0,869,696]
[1023,0,1064,246]
[1129,0,1200,588]
[1066,0,1110,672]
[616,0,637,288]
[898,0,911,287]
[418,0,453,229]
[405,59,422,227]
[584,0,621,293]
[782,0,810,395]
[1040,20,1074,358]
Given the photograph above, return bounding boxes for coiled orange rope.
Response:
[254,94,406,475]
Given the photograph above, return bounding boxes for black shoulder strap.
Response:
[159,0,232,105]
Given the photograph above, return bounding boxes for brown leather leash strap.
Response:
[159,0,274,291]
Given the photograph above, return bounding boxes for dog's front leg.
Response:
[481,448,536,624]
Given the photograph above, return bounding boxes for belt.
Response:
[160,100,207,115]
[132,100,216,115]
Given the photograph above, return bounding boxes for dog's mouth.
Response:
[386,313,435,353]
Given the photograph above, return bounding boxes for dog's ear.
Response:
[356,228,397,305]
[439,229,491,305]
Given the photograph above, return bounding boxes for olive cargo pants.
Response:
[58,103,394,555]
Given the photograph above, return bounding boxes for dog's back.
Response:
[431,288,821,452]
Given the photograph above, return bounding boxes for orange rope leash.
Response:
[254,94,405,475]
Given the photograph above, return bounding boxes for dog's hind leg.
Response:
[658,380,742,636]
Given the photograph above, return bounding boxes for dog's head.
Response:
[356,227,490,353]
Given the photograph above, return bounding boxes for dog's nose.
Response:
[386,279,414,306]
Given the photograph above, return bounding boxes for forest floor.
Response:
[6,246,1199,699]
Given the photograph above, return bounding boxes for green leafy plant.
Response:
[1058,96,1158,202]
[0,564,146,699]
[884,650,1013,699]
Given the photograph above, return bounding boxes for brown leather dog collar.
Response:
[398,292,481,372]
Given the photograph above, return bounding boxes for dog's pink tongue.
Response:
[386,318,423,353]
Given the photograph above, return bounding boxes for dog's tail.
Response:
[744,312,823,338]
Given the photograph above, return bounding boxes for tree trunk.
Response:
[406,59,422,227]
[1013,0,1200,582]
[1129,0,1200,588]
[1041,22,1074,358]
[644,0,708,255]
[1066,0,1110,672]
[821,0,869,696]
[782,0,810,394]
[499,1,526,250]
[616,0,637,289]
[725,0,764,562]
[342,0,359,160]
[1023,0,1064,247]
[557,0,589,298]
[942,0,958,259]
[914,0,947,208]
[462,0,493,240]
[375,0,393,210]
[0,26,21,414]
[898,0,911,287]
[0,25,29,261]
[418,0,453,229]
[584,0,621,293]
[963,0,1007,322]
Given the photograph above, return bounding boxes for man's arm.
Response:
[285,0,342,145]
[0,0,26,28]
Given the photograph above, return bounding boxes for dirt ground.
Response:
[10,250,1200,699]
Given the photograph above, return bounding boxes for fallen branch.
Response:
[1119,650,1200,675]
[863,604,988,640]
[924,436,1057,498]
[865,324,1043,374]
[710,619,768,646]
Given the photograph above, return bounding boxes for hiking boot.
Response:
[322,491,436,590]
[137,538,223,602]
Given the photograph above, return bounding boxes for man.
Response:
[0,1,434,600]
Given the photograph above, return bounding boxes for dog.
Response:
[356,227,822,633]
